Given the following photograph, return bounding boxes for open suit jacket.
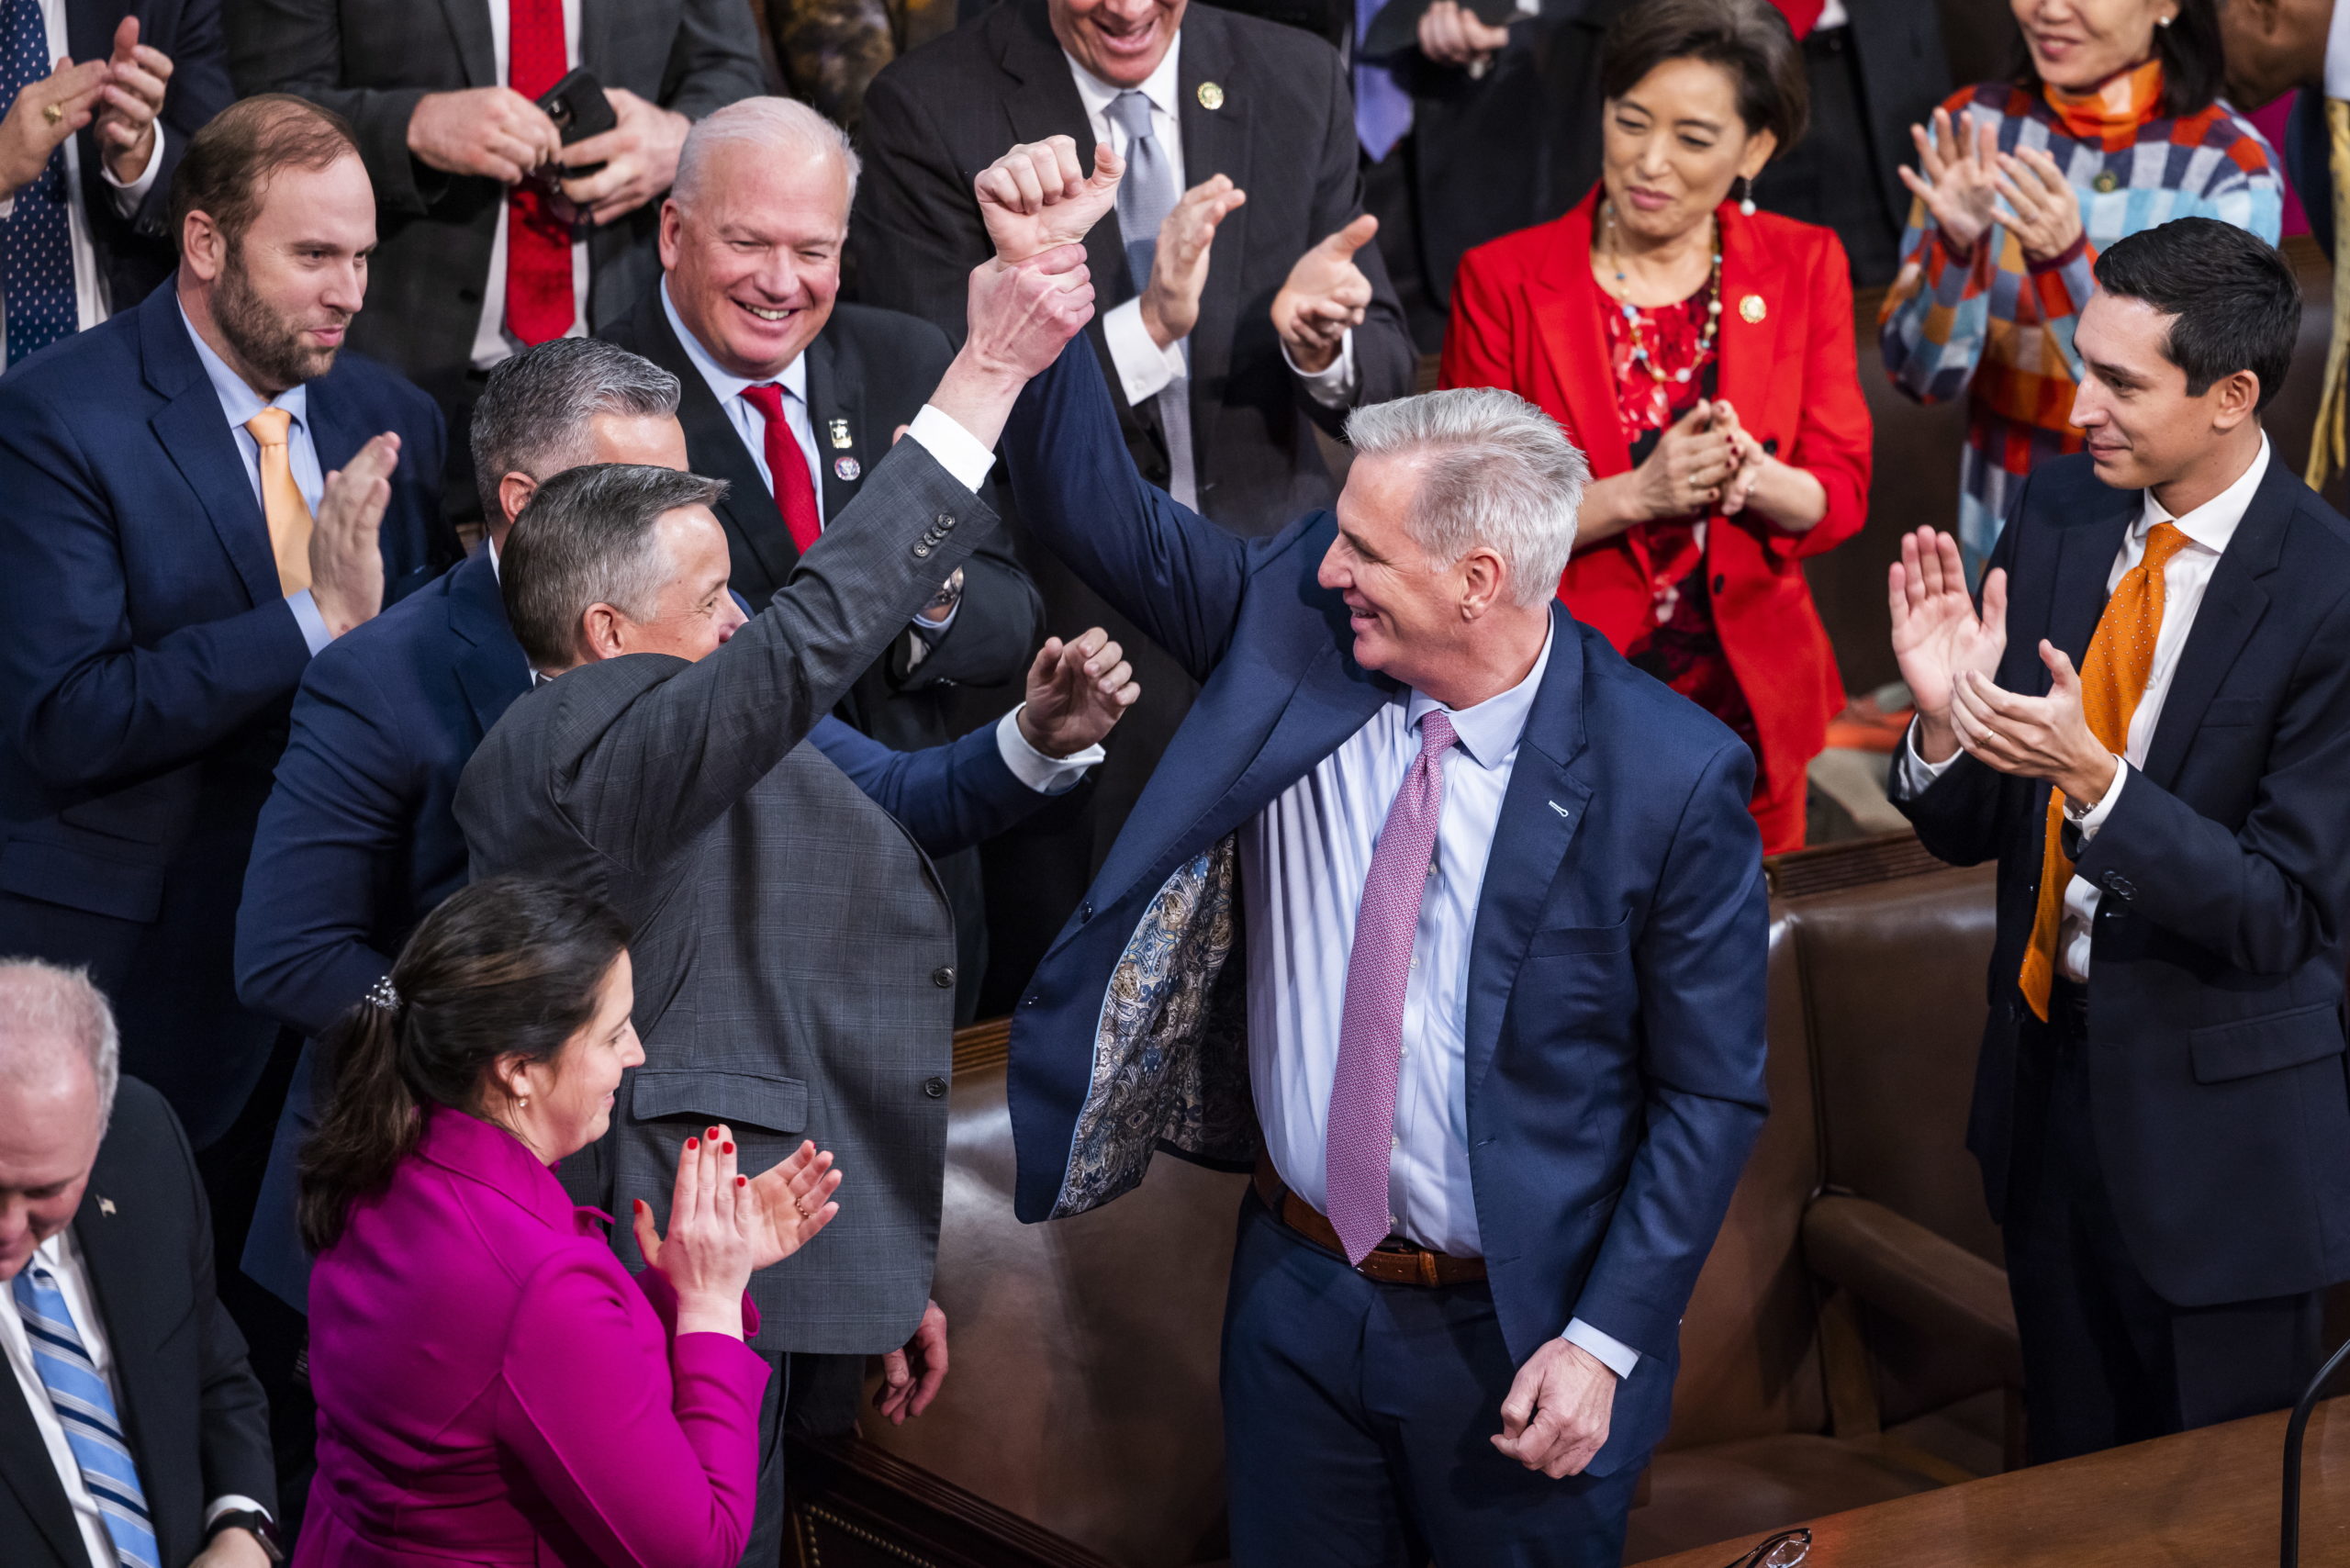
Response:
[0,1078,274,1568]
[1897,452,2350,1308]
[226,0,765,386]
[998,340,1771,1476]
[0,281,444,1148]
[457,438,1052,1354]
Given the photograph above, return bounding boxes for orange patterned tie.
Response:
[244,407,314,595]
[2017,521,2190,1019]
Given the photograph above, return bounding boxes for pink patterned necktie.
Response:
[1325,708,1457,1264]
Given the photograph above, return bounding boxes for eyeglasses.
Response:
[1720,1529,1811,1568]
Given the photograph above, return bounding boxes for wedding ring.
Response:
[44,103,64,126]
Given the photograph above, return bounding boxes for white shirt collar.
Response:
[659,276,807,407]
[1404,617,1554,770]
[1065,32,1183,124]
[178,298,308,432]
[2141,432,2270,557]
[2328,4,2350,100]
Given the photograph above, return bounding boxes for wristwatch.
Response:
[206,1508,285,1563]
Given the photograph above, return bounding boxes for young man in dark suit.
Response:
[0,960,277,1568]
[1890,218,2350,1462]
[972,141,1768,1566]
[0,95,443,1168]
[599,96,1046,1021]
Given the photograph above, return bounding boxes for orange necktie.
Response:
[2017,521,2190,1019]
[245,407,314,595]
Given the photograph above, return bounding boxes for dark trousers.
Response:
[737,1349,867,1568]
[1221,1193,1639,1567]
[2004,980,2323,1464]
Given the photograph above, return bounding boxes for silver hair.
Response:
[1343,388,1591,609]
[673,96,862,213]
[469,339,683,522]
[502,464,731,670]
[0,960,120,1129]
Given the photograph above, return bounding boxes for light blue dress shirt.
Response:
[178,303,333,654]
[1239,622,1638,1379]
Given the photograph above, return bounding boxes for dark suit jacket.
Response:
[1897,452,2350,1308]
[0,281,443,1142]
[599,288,1043,752]
[2288,86,2333,262]
[227,0,765,385]
[999,338,1771,1476]
[852,0,1416,537]
[50,0,236,315]
[0,1078,274,1568]
[458,438,1057,1354]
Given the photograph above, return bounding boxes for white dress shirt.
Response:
[0,0,166,361]
[2,1231,266,1568]
[1895,436,2270,983]
[179,301,336,654]
[2328,0,2350,99]
[1061,41,1358,416]
[467,0,591,370]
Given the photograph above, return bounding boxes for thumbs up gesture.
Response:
[1272,213,1379,375]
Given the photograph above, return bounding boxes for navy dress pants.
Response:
[1222,1192,1640,1567]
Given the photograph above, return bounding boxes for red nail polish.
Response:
[706,1126,719,1139]
[686,1137,698,1150]
[722,1141,734,1155]
[736,1175,747,1187]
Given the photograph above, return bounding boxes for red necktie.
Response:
[740,384,823,555]
[1769,0,1822,39]
[505,0,573,344]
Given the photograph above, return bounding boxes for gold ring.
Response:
[44,103,64,126]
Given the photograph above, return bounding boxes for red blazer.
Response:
[1440,191,1872,799]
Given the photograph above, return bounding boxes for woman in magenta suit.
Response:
[292,877,843,1567]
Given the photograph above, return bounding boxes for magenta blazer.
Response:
[297,1106,770,1567]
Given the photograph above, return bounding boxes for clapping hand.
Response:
[1948,646,2117,804]
[1899,106,2000,260]
[311,431,401,639]
[1272,215,1378,374]
[1630,398,1740,522]
[1992,144,2084,266]
[976,135,1125,263]
[1141,174,1247,349]
[1017,626,1139,756]
[0,56,108,196]
[1887,526,2009,765]
[632,1126,759,1339]
[92,17,170,186]
[741,1139,843,1269]
[556,86,690,227]
[1709,399,1767,516]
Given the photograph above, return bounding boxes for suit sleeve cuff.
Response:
[906,406,1001,494]
[1103,297,1183,407]
[1561,1317,1639,1379]
[2066,755,2126,838]
[286,589,332,655]
[1283,328,1359,409]
[995,705,1101,794]
[99,129,166,213]
[1888,718,1958,801]
[204,1496,273,1529]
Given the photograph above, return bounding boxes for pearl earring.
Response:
[1736,175,1756,218]
[518,1095,529,1109]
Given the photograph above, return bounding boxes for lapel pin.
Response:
[827,417,854,450]
[1738,294,1767,324]
[96,1197,116,1216]
[834,455,862,482]
[1197,82,1225,111]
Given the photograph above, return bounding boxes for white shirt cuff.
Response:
[994,705,1100,794]
[1102,296,1184,408]
[1888,718,1959,801]
[905,406,1000,494]
[286,589,332,655]
[913,598,961,635]
[100,126,166,214]
[204,1495,272,1529]
[2065,756,2126,838]
[1282,328,1359,409]
[1561,1317,1639,1380]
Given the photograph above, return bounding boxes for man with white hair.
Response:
[969,144,1770,1563]
[0,960,278,1568]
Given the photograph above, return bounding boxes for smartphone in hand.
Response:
[536,67,617,179]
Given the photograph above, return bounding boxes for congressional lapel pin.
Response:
[97,1197,117,1216]
[1738,294,1767,325]
[2093,170,2119,194]
[834,455,863,482]
[827,418,854,450]
[1197,82,1225,111]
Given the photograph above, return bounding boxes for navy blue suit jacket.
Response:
[1897,452,2350,1308]
[998,341,1770,1474]
[234,554,1045,1308]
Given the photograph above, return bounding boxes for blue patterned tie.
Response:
[12,1262,159,1568]
[2,0,78,365]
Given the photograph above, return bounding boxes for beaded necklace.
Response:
[1601,201,1722,386]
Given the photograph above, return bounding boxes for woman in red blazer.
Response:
[1441,0,1872,852]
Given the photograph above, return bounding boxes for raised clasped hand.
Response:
[1886,526,2009,765]
[1493,1338,1617,1480]
[1141,174,1247,349]
[1417,0,1510,70]
[1899,106,2000,260]
[1272,213,1378,375]
[975,135,1125,263]
[1017,625,1139,757]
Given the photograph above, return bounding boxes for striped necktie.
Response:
[12,1261,158,1568]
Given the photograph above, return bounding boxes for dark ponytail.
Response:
[297,876,631,1254]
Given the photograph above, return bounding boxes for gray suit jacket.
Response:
[229,0,764,386]
[455,439,996,1355]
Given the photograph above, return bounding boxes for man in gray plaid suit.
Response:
[455,240,1128,1563]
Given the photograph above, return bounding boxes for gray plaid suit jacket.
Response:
[455,439,994,1354]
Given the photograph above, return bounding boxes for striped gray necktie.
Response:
[13,1263,159,1567]
[1104,90,1197,509]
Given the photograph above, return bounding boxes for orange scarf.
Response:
[2042,57,2165,151]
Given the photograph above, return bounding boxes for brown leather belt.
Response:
[1252,1155,1487,1287]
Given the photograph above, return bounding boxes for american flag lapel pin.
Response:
[96,1197,117,1216]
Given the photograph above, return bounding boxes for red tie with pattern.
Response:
[505,0,573,344]
[740,383,823,555]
